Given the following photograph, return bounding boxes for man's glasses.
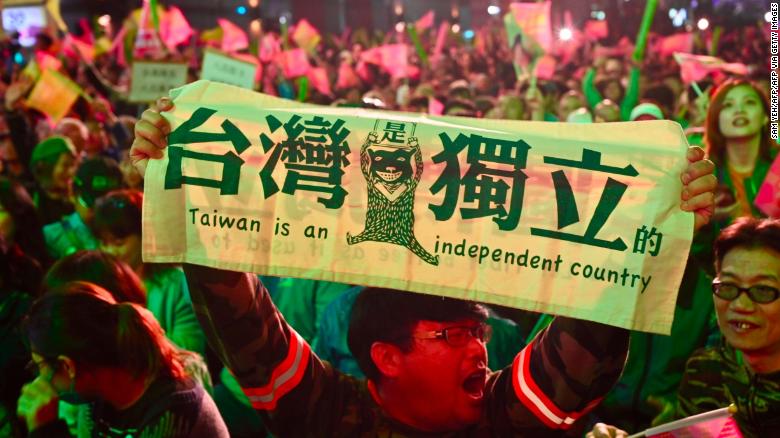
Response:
[712,280,780,304]
[413,323,492,347]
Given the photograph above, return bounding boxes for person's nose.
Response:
[730,291,757,313]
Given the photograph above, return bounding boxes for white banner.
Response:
[143,80,694,334]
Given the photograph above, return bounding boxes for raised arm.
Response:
[490,317,629,432]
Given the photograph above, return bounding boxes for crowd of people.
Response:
[0,5,777,437]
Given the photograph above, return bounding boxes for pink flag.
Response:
[359,47,382,65]
[674,52,748,83]
[658,33,693,57]
[160,6,193,51]
[361,44,409,79]
[380,44,408,78]
[78,18,94,45]
[415,10,435,33]
[432,21,449,58]
[647,414,742,438]
[756,155,780,218]
[307,67,332,96]
[355,60,372,83]
[259,34,281,63]
[63,34,95,62]
[336,61,360,89]
[110,25,129,67]
[275,49,311,78]
[563,10,574,29]
[533,55,556,80]
[509,1,553,52]
[584,20,608,40]
[292,19,321,54]
[232,52,264,85]
[218,18,249,53]
[35,51,63,72]
[428,97,444,115]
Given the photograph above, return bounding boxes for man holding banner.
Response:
[130,89,716,435]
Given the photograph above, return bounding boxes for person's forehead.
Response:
[725,85,759,100]
[720,246,780,279]
[414,318,481,331]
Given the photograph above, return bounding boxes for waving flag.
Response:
[415,10,435,33]
[276,48,311,78]
[336,61,360,89]
[360,44,410,79]
[756,155,780,218]
[674,52,748,83]
[35,51,62,72]
[509,1,553,52]
[658,33,693,57]
[292,19,321,54]
[307,67,332,96]
[259,34,281,63]
[63,34,95,62]
[533,55,557,80]
[584,20,608,40]
[218,18,249,53]
[432,21,449,58]
[160,6,193,51]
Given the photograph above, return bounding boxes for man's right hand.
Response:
[130,97,174,177]
[586,422,628,438]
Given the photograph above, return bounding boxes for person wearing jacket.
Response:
[130,97,717,436]
[677,218,780,437]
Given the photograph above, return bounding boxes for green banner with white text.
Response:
[143,80,693,334]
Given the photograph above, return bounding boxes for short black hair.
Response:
[348,288,488,382]
[714,217,780,272]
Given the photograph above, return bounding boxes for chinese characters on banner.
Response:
[143,80,694,334]
[200,49,258,90]
[128,61,188,103]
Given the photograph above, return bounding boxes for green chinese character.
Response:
[429,133,530,231]
[380,121,407,143]
[259,114,351,209]
[530,149,638,251]
[165,107,251,195]
[633,225,663,256]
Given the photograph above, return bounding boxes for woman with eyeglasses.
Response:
[673,218,780,438]
[16,281,228,437]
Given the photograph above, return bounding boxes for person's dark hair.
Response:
[704,78,773,168]
[29,137,76,190]
[24,281,189,380]
[0,176,48,266]
[595,77,624,103]
[642,84,675,116]
[42,250,147,305]
[92,189,143,239]
[714,217,780,272]
[72,157,124,208]
[348,288,488,382]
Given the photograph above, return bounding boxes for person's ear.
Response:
[56,355,77,379]
[370,341,403,379]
